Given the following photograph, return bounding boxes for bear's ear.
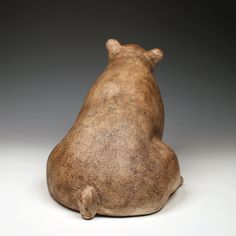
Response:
[106,39,121,58]
[145,48,164,64]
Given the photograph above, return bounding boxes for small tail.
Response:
[77,185,98,220]
[179,176,184,188]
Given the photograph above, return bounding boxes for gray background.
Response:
[0,1,235,235]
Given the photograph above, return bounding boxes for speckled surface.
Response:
[47,39,183,219]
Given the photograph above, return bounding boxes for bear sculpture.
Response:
[47,39,183,219]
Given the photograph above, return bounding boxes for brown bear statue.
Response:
[47,39,183,219]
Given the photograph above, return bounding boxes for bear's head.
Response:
[106,39,163,67]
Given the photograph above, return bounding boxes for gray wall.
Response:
[1,1,235,154]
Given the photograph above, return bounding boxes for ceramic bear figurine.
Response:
[47,39,183,220]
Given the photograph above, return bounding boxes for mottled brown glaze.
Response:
[47,39,183,220]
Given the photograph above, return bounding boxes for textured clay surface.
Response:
[47,39,183,220]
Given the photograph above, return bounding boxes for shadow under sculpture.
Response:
[47,39,183,220]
